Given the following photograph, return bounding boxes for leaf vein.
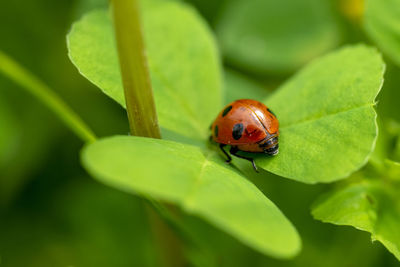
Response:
[182,153,213,208]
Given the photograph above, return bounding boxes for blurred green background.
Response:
[0,0,399,266]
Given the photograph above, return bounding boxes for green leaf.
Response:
[364,0,400,67]
[223,69,270,105]
[216,0,341,74]
[257,45,385,183]
[82,135,301,259]
[67,1,222,140]
[312,179,400,261]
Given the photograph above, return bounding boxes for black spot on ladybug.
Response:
[267,108,276,117]
[232,123,244,140]
[222,105,233,117]
[214,125,219,137]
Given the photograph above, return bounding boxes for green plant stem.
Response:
[111,0,161,138]
[110,0,183,266]
[146,205,186,267]
[0,51,96,143]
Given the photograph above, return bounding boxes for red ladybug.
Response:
[210,99,279,171]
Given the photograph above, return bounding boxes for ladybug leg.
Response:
[219,144,232,163]
[229,146,259,172]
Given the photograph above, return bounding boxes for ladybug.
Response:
[210,99,279,171]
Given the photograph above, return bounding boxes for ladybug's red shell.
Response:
[211,99,279,153]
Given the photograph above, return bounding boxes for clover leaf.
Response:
[69,0,386,258]
[312,177,400,261]
[257,45,384,183]
[311,121,400,261]
[68,2,384,183]
[68,1,222,141]
[82,136,301,258]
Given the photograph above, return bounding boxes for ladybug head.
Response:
[264,143,279,156]
[258,136,279,156]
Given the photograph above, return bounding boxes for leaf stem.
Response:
[0,51,97,143]
[111,0,161,138]
[110,0,183,266]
